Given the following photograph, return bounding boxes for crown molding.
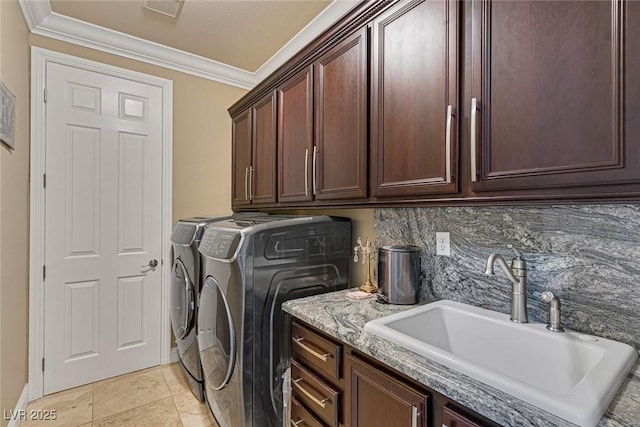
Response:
[17,0,357,90]
[254,0,359,81]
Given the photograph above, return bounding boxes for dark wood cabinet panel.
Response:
[292,321,341,381]
[469,0,640,193]
[346,353,429,427]
[442,405,484,427]
[232,94,277,209]
[278,66,314,203]
[314,27,368,200]
[231,109,252,207]
[251,92,277,204]
[371,0,459,197]
[231,0,640,211]
[291,398,324,427]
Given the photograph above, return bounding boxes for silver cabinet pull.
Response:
[470,98,479,182]
[292,378,329,409]
[411,406,419,427]
[293,337,330,362]
[312,145,318,195]
[445,105,453,184]
[248,166,254,200]
[244,166,249,200]
[304,148,309,196]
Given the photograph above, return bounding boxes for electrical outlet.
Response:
[436,232,451,256]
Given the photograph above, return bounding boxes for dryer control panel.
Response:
[199,228,241,259]
[170,223,197,245]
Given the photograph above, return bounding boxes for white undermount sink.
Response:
[364,300,638,427]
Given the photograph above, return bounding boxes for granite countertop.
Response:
[282,289,640,427]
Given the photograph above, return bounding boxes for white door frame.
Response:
[28,47,173,401]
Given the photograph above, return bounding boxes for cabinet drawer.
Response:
[291,360,340,427]
[291,397,324,427]
[292,321,341,380]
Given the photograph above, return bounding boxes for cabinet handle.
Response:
[244,166,249,201]
[411,405,419,427]
[293,378,330,409]
[312,145,318,195]
[470,98,479,182]
[445,105,453,184]
[249,166,254,200]
[293,337,330,362]
[291,420,303,427]
[304,148,309,196]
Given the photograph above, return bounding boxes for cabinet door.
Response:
[251,92,277,204]
[442,406,484,427]
[278,66,314,203]
[314,27,368,200]
[469,0,640,194]
[371,0,459,197]
[231,109,252,207]
[346,353,429,427]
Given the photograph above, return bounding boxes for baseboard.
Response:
[6,383,29,427]
[169,347,179,364]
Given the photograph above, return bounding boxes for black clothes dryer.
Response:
[197,215,351,427]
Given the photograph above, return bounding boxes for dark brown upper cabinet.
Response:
[231,92,277,209]
[278,29,369,205]
[468,0,640,195]
[231,109,252,207]
[277,66,314,203]
[371,0,459,198]
[314,27,369,201]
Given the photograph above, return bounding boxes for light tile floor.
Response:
[24,364,218,427]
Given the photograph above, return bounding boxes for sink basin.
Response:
[364,300,638,426]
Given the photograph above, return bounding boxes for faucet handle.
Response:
[541,291,564,333]
[507,244,523,258]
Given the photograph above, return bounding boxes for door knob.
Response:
[143,259,159,268]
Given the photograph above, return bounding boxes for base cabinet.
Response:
[346,353,429,427]
[442,406,484,427]
[290,320,498,427]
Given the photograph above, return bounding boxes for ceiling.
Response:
[19,0,358,88]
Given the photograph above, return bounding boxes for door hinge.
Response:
[42,265,46,281]
[42,358,45,372]
[44,88,47,103]
[43,173,46,189]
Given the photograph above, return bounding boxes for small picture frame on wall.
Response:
[0,80,16,150]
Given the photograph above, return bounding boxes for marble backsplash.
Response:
[374,205,640,350]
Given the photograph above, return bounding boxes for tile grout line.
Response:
[92,369,174,424]
[162,365,187,427]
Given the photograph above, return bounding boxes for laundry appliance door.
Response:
[171,258,194,340]
[198,276,236,391]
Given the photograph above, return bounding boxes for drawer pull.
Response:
[291,419,303,427]
[294,337,330,362]
[293,378,330,409]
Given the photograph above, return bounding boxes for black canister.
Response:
[377,245,421,304]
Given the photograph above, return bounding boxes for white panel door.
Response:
[44,62,163,394]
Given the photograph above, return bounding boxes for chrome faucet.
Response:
[484,245,528,323]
